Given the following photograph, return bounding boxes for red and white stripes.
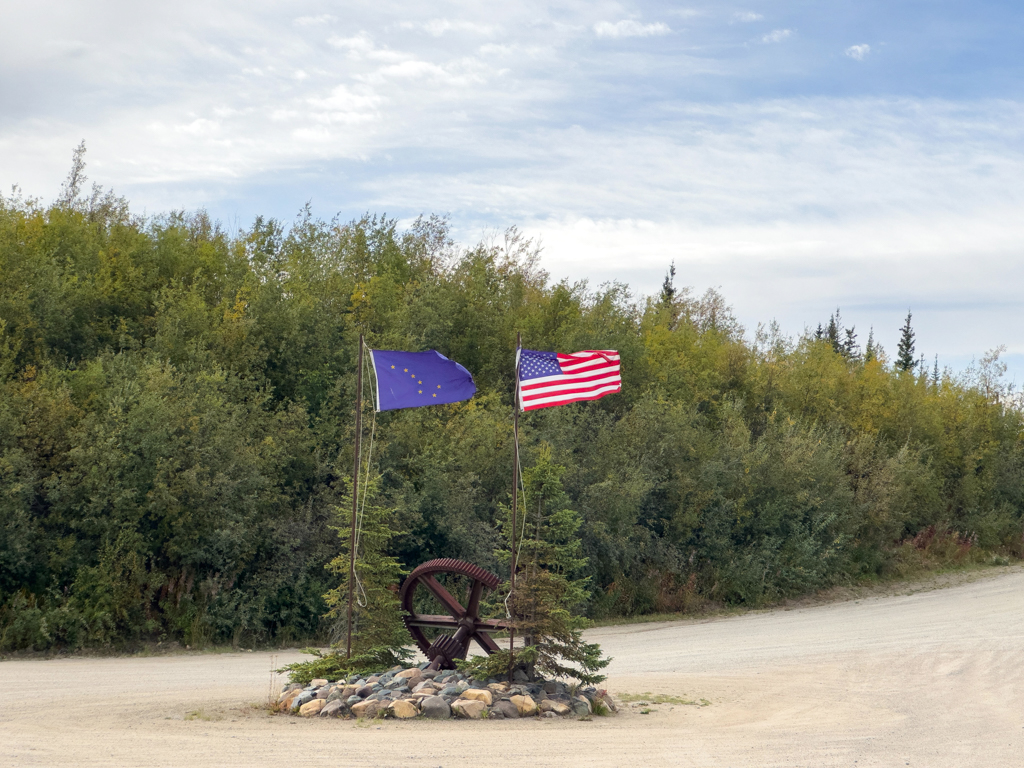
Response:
[518,350,621,411]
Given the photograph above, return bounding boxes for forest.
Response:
[2,164,1022,653]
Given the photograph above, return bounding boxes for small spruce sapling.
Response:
[864,327,876,363]
[281,474,412,684]
[896,311,916,372]
[485,443,610,684]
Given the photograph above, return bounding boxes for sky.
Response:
[1,1,1022,384]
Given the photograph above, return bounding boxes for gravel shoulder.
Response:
[2,565,1022,767]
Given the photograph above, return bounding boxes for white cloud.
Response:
[307,84,382,125]
[594,20,671,39]
[846,44,871,61]
[732,11,764,23]
[419,19,496,37]
[529,211,1024,363]
[327,32,377,57]
[762,29,792,43]
[293,15,335,27]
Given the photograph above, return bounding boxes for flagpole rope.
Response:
[352,342,379,608]
[504,398,529,621]
[516,437,527,563]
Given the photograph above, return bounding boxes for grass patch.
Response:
[618,692,708,706]
[184,708,223,722]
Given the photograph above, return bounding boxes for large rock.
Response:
[493,700,520,719]
[451,700,488,719]
[460,689,493,706]
[278,690,303,710]
[594,693,618,713]
[350,699,385,719]
[310,678,328,687]
[510,695,538,716]
[412,680,435,693]
[389,699,419,719]
[396,668,422,681]
[290,691,314,711]
[487,683,510,694]
[355,685,373,698]
[299,699,325,717]
[571,697,592,716]
[539,700,571,716]
[420,696,451,720]
[319,699,346,718]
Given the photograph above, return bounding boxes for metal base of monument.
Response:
[399,558,510,670]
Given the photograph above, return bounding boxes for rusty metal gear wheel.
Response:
[399,558,510,669]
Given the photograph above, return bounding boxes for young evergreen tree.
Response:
[660,261,676,308]
[282,475,412,683]
[932,355,940,387]
[864,327,877,362]
[477,444,609,683]
[819,309,858,359]
[843,326,859,360]
[896,311,916,372]
[826,310,841,353]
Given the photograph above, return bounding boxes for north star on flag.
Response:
[517,349,621,411]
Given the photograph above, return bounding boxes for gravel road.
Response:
[2,567,1022,767]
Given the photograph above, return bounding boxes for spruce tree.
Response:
[864,327,876,362]
[932,355,940,387]
[482,444,609,683]
[282,475,412,683]
[826,310,841,353]
[896,311,916,372]
[843,326,859,360]
[660,261,676,308]
[819,309,858,359]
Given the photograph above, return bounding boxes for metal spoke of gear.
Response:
[399,558,510,670]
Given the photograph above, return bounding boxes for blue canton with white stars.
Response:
[519,350,562,380]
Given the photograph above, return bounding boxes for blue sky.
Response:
[1,1,1022,386]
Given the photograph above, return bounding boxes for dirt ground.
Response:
[2,566,1023,768]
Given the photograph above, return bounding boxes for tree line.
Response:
[1,165,1022,652]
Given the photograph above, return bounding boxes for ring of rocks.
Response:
[276,665,619,721]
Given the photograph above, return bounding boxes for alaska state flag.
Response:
[369,349,476,411]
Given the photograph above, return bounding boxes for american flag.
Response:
[517,349,621,411]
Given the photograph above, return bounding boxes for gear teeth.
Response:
[403,558,500,590]
[399,558,503,660]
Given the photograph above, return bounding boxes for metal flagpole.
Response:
[509,332,521,671]
[346,334,364,659]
